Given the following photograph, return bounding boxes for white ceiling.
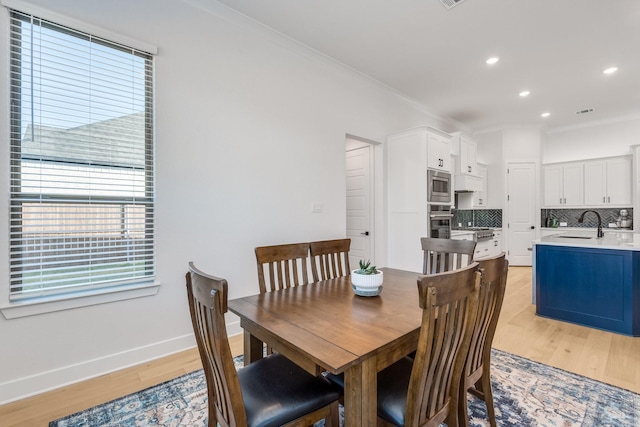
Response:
[214,0,640,132]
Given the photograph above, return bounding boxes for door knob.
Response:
[530,226,535,229]
[361,231,370,236]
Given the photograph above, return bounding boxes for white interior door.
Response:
[506,162,536,266]
[346,144,372,269]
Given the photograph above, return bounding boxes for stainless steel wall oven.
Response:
[427,169,452,204]
[428,205,452,239]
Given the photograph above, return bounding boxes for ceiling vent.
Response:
[576,108,594,115]
[440,0,466,9]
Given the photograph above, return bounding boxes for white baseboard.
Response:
[1,319,244,405]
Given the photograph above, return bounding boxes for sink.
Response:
[561,236,593,239]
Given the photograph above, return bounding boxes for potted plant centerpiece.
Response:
[351,259,383,296]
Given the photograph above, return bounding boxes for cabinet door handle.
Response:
[608,196,610,203]
[468,165,471,173]
[563,198,566,204]
[560,197,562,204]
[603,196,606,203]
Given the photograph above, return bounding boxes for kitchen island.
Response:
[533,231,640,336]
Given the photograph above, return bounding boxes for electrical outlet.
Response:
[311,202,323,213]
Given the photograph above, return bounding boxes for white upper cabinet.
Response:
[473,163,488,207]
[451,132,481,192]
[543,163,584,207]
[583,156,632,206]
[452,132,478,176]
[543,156,632,208]
[426,130,452,172]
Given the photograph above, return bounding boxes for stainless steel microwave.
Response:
[427,169,452,204]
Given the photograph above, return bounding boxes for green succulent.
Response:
[355,259,378,275]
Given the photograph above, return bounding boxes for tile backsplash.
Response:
[453,209,503,228]
[542,207,633,230]
[453,208,632,230]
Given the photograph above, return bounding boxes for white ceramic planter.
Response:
[351,270,383,296]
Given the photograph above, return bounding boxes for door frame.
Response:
[345,134,382,266]
[504,159,540,266]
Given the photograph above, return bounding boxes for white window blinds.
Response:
[9,10,155,300]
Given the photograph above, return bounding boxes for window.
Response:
[9,10,155,301]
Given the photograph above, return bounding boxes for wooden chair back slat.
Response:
[421,237,477,275]
[406,262,480,427]
[309,238,351,282]
[186,262,245,427]
[459,253,509,427]
[255,243,310,293]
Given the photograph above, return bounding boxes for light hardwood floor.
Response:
[1,266,639,426]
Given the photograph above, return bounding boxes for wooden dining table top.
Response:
[228,267,424,426]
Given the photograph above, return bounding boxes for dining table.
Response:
[227,267,423,427]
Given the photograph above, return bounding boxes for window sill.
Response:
[0,281,161,319]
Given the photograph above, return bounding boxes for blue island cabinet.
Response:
[535,244,640,336]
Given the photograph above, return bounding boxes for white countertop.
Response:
[541,227,634,233]
[451,230,475,236]
[451,228,502,234]
[535,230,640,251]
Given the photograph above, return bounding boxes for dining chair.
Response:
[185,262,341,427]
[459,253,508,427]
[421,237,477,275]
[255,242,311,293]
[326,262,480,427]
[309,238,351,282]
[377,263,480,427]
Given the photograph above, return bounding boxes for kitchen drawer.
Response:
[451,231,475,241]
[474,240,493,260]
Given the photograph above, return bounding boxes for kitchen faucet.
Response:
[578,210,604,238]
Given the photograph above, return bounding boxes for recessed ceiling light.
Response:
[603,67,618,75]
[541,112,550,118]
[486,57,499,65]
[519,91,530,97]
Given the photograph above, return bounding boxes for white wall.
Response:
[543,117,640,163]
[0,0,454,403]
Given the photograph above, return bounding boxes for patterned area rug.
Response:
[49,349,640,426]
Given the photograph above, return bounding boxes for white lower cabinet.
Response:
[451,230,501,261]
[476,230,502,260]
[474,240,492,260]
[450,231,474,241]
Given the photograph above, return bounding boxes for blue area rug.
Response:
[49,349,640,426]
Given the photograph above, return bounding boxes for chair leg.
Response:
[481,371,497,427]
[327,401,339,427]
[458,382,470,427]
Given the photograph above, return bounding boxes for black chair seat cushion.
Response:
[326,356,413,427]
[376,356,413,426]
[239,353,342,427]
